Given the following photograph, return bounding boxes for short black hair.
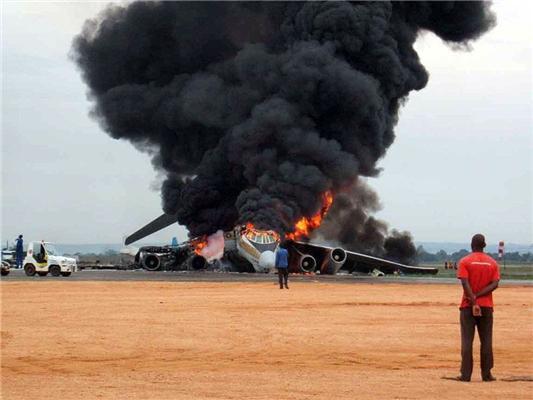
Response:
[471,234,486,251]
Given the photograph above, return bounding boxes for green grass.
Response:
[419,263,533,281]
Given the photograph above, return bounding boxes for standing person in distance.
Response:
[15,235,24,269]
[275,242,289,289]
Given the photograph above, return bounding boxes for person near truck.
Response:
[15,235,24,269]
[275,243,289,289]
[455,233,500,382]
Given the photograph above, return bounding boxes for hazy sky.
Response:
[1,1,532,246]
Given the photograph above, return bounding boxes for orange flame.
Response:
[193,236,208,255]
[286,191,333,241]
[242,222,281,242]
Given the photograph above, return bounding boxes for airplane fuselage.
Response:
[222,226,280,272]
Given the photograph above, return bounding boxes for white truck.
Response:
[23,241,76,277]
[1,261,10,276]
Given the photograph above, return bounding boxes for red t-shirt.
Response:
[457,252,500,308]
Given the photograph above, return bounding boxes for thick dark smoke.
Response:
[312,180,416,264]
[384,230,417,265]
[72,2,495,247]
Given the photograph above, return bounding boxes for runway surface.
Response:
[2,268,531,286]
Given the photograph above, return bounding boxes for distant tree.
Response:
[414,249,532,265]
[487,252,533,263]
[104,249,118,257]
[435,250,448,261]
[521,252,533,262]
[416,245,437,263]
[451,249,469,261]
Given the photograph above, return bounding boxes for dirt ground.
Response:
[1,281,532,399]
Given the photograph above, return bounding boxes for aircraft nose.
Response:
[259,250,275,268]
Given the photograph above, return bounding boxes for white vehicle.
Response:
[23,241,76,277]
[1,261,10,276]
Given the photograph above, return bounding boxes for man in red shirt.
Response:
[455,234,500,382]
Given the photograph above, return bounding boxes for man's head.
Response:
[471,233,486,252]
[18,234,23,239]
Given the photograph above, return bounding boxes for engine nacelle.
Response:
[142,253,161,271]
[137,246,180,271]
[319,248,347,275]
[289,248,316,273]
[189,255,207,270]
[299,254,316,273]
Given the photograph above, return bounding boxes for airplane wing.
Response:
[343,249,438,275]
[124,213,179,245]
[290,241,438,275]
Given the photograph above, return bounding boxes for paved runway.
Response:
[2,268,531,286]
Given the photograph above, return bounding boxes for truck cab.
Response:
[23,241,76,277]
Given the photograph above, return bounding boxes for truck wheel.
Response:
[61,272,72,277]
[24,264,36,276]
[1,270,9,276]
[37,272,48,277]
[50,265,61,277]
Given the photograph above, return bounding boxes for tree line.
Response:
[416,246,533,263]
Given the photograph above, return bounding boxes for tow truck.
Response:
[23,241,76,277]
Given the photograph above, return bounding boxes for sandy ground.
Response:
[1,281,532,400]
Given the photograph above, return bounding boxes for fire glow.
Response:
[244,223,281,242]
[193,237,208,255]
[286,191,333,241]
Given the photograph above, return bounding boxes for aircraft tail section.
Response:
[125,213,179,245]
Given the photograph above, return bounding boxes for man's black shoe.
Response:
[285,285,289,289]
[483,375,497,382]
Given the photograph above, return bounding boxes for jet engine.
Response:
[137,246,173,271]
[289,247,316,273]
[142,253,161,271]
[136,246,182,271]
[189,255,207,270]
[319,247,347,275]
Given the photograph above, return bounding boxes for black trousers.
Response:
[277,268,288,287]
[460,307,494,380]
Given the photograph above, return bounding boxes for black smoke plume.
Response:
[311,180,416,264]
[72,2,495,245]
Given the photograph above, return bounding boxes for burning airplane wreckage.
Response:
[73,2,495,275]
[124,193,437,275]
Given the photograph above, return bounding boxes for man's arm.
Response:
[460,278,477,304]
[475,280,499,298]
